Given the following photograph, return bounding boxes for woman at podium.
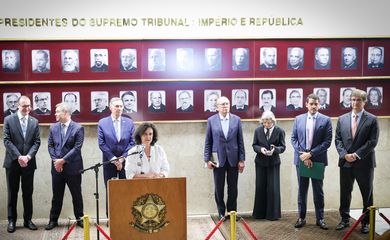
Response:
[125,122,170,179]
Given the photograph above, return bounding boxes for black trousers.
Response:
[296,166,325,221]
[103,163,126,217]
[253,164,281,220]
[49,172,83,221]
[339,167,374,224]
[213,161,239,217]
[6,166,35,222]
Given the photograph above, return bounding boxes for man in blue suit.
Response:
[204,96,245,220]
[98,97,135,217]
[46,102,84,230]
[291,93,332,230]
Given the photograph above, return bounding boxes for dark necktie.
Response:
[61,124,66,142]
[266,128,270,141]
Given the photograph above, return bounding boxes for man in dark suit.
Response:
[3,93,19,117]
[342,47,357,70]
[291,93,332,230]
[232,48,249,71]
[368,47,384,69]
[314,47,331,70]
[316,88,330,110]
[259,90,276,112]
[98,97,135,217]
[33,93,51,115]
[45,102,84,230]
[288,47,304,70]
[32,50,50,73]
[176,90,194,112]
[204,96,245,220]
[120,49,137,72]
[63,92,80,115]
[91,50,109,72]
[3,96,41,233]
[286,90,303,110]
[335,89,379,234]
[260,48,277,70]
[231,89,248,112]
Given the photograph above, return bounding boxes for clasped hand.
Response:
[53,159,65,172]
[260,146,275,156]
[18,155,30,168]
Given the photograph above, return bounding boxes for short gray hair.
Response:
[56,102,71,114]
[260,110,276,124]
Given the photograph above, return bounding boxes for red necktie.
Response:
[352,115,358,139]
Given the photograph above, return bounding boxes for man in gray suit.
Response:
[204,96,245,220]
[3,96,41,233]
[335,89,379,234]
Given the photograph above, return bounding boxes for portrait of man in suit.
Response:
[232,48,249,71]
[120,48,137,72]
[61,49,79,73]
[204,90,221,112]
[339,87,355,109]
[291,93,332,230]
[33,92,51,115]
[286,88,303,110]
[63,92,80,115]
[2,49,20,73]
[314,88,330,110]
[3,92,21,117]
[90,48,109,72]
[259,89,276,112]
[260,47,277,70]
[204,96,245,220]
[148,48,166,72]
[176,48,194,71]
[98,97,135,217]
[91,91,109,114]
[335,89,379,234]
[3,96,41,233]
[176,90,194,112]
[120,91,137,113]
[341,47,357,70]
[368,46,384,69]
[287,47,304,70]
[314,47,331,70]
[32,49,50,73]
[45,102,84,230]
[148,91,166,112]
[231,89,249,112]
[205,48,221,71]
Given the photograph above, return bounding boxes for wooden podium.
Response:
[108,177,186,240]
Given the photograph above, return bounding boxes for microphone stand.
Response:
[79,152,140,240]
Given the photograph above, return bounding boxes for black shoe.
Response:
[335,220,349,230]
[361,224,369,234]
[76,220,84,228]
[294,218,306,228]
[45,221,58,230]
[7,221,16,233]
[24,220,38,230]
[316,219,329,230]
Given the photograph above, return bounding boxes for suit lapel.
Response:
[61,122,73,148]
[14,114,24,138]
[354,112,367,139]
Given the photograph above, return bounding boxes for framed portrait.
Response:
[231,89,249,112]
[341,47,358,70]
[148,90,166,112]
[286,88,303,110]
[32,49,50,73]
[314,88,330,110]
[339,87,355,109]
[61,49,79,73]
[176,48,194,71]
[260,47,277,70]
[232,48,249,71]
[366,86,383,109]
[204,89,221,112]
[90,48,109,72]
[287,47,304,70]
[2,49,20,73]
[120,90,138,113]
[62,91,81,114]
[176,90,194,112]
[3,92,21,117]
[259,89,276,112]
[91,91,109,113]
[314,47,331,70]
[368,46,384,69]
[119,48,137,72]
[32,92,51,115]
[204,48,221,71]
[148,48,166,72]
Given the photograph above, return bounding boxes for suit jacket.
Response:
[231,105,248,112]
[91,64,108,72]
[288,62,303,70]
[48,121,84,175]
[260,63,276,70]
[3,114,41,170]
[120,65,136,72]
[204,113,245,167]
[286,104,302,110]
[368,63,384,69]
[252,125,286,167]
[343,61,357,69]
[335,111,379,168]
[34,108,51,115]
[259,106,276,113]
[177,105,194,112]
[92,106,109,114]
[291,112,332,166]
[98,116,135,169]
[148,104,166,112]
[4,109,17,117]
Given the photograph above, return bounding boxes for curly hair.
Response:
[134,122,158,145]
